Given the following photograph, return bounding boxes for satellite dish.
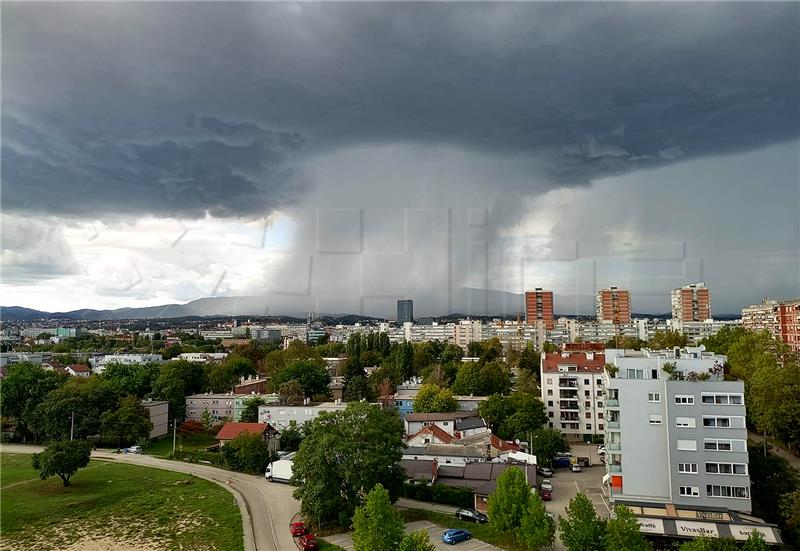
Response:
[514,439,520,445]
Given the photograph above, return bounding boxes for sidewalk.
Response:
[396,497,459,515]
[749,432,800,471]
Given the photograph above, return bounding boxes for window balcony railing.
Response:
[608,464,622,473]
[559,380,578,388]
[605,398,619,407]
[560,401,580,411]
[606,442,621,451]
[606,420,620,429]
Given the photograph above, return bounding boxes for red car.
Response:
[289,522,307,537]
[541,488,552,501]
[297,534,319,551]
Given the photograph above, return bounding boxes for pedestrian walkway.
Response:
[396,497,459,515]
[749,432,800,471]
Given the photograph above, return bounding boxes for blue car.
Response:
[441,529,472,545]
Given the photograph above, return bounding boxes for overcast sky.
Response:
[2,2,798,316]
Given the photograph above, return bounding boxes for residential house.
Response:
[65,364,91,378]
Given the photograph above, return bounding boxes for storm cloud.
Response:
[2,2,798,218]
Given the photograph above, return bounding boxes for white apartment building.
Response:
[668,319,742,345]
[92,354,163,374]
[178,352,229,363]
[454,319,484,351]
[540,351,606,440]
[258,401,348,430]
[603,346,752,514]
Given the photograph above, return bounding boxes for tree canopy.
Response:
[101,395,152,450]
[352,483,405,551]
[32,439,92,486]
[487,466,531,537]
[412,384,458,413]
[559,493,606,551]
[291,402,405,528]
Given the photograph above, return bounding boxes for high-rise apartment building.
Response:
[596,286,631,325]
[603,347,751,513]
[672,283,711,322]
[742,298,800,353]
[540,350,606,440]
[397,299,414,324]
[525,288,554,330]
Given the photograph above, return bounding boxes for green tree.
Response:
[515,368,540,395]
[200,409,214,433]
[649,329,688,350]
[413,384,458,413]
[699,325,750,356]
[343,374,371,402]
[440,344,464,365]
[452,363,482,395]
[0,362,67,442]
[480,361,512,395]
[100,362,160,398]
[605,505,650,551]
[291,402,405,528]
[280,424,304,452]
[352,483,405,551]
[101,396,153,450]
[279,380,305,405]
[741,530,769,551]
[152,360,207,419]
[516,491,555,550]
[517,343,541,374]
[398,530,437,551]
[32,439,92,486]
[530,428,570,468]
[479,393,547,441]
[32,377,120,441]
[677,537,739,551]
[221,432,271,474]
[487,466,531,539]
[559,493,606,551]
[748,361,800,446]
[239,396,267,423]
[542,342,558,353]
[272,359,331,397]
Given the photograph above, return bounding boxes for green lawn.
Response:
[318,540,346,551]
[400,508,524,550]
[0,453,243,551]
[144,432,217,458]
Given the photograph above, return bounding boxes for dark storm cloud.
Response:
[2,2,798,218]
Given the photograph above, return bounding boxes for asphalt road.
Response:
[0,444,298,551]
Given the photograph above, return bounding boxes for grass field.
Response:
[144,432,217,458]
[1,453,243,551]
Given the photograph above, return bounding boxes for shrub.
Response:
[401,481,474,508]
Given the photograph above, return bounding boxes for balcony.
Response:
[559,390,579,399]
[608,464,622,473]
[560,401,580,411]
[559,379,578,388]
[606,442,621,451]
[560,414,580,421]
[605,398,619,407]
[606,420,620,429]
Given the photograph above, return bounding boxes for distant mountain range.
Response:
[1,288,740,322]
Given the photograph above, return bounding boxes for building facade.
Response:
[142,399,169,438]
[397,299,414,324]
[672,283,711,322]
[540,351,606,440]
[742,298,800,353]
[603,347,751,513]
[525,288,555,330]
[258,401,348,429]
[596,286,631,325]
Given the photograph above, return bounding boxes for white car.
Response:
[126,445,143,454]
[597,446,606,455]
[540,479,553,491]
[571,464,583,472]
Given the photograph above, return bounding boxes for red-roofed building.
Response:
[540,351,607,441]
[214,422,278,446]
[65,364,91,378]
[406,424,455,447]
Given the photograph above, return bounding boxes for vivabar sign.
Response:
[729,525,779,544]
[675,521,719,538]
[637,518,664,535]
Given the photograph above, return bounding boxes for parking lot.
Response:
[325,520,503,551]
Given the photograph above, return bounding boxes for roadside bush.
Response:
[221,433,273,474]
[179,420,206,434]
[401,481,474,508]
[171,449,226,467]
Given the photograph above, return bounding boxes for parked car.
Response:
[290,522,307,537]
[571,464,583,473]
[455,508,488,523]
[441,529,472,545]
[297,534,319,551]
[125,445,142,454]
[597,445,606,455]
[536,466,553,478]
[540,479,553,491]
[541,488,552,501]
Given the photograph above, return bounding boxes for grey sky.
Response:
[1,2,798,315]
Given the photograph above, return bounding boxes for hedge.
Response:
[401,481,474,508]
[170,449,226,467]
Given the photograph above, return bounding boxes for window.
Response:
[546,378,553,384]
[585,390,591,397]
[706,485,749,499]
[598,423,604,430]
[548,412,553,417]
[704,439,746,452]
[706,463,747,475]
[675,395,694,405]
[585,412,591,419]
[547,400,553,407]
[678,463,698,474]
[626,369,644,379]
[676,417,696,428]
[584,379,590,385]
[648,392,661,402]
[586,423,592,430]
[598,401,604,408]
[596,390,603,397]
[677,439,697,451]
[701,393,744,405]
[585,401,591,408]
[547,389,553,396]
[651,369,659,379]
[598,412,604,419]
[679,486,700,497]
[703,416,744,428]
[598,379,603,386]
[649,414,663,425]
[443,421,449,426]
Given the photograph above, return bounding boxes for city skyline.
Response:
[2,3,798,316]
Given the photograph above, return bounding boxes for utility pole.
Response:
[172,419,178,456]
[70,411,75,441]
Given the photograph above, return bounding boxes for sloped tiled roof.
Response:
[407,424,454,444]
[541,352,606,373]
[215,422,268,441]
